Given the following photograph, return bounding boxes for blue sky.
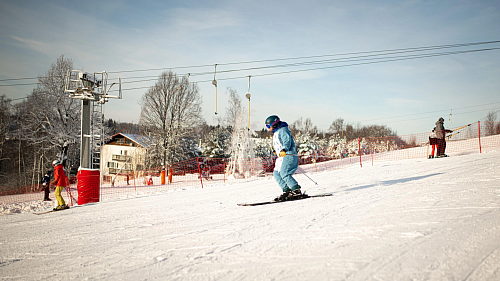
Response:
[1,0,499,135]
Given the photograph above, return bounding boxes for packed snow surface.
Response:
[1,150,500,280]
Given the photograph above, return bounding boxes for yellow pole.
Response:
[248,98,251,130]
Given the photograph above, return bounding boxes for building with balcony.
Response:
[100,133,153,177]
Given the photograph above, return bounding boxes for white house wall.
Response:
[100,145,146,176]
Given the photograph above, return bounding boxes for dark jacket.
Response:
[41,174,51,186]
[435,120,452,139]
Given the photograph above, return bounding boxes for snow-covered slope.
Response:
[1,150,499,280]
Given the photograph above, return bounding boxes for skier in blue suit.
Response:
[265,115,302,201]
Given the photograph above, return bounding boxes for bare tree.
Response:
[291,117,318,135]
[328,118,345,135]
[139,71,204,166]
[485,111,498,136]
[0,95,12,179]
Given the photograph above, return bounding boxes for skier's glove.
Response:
[279,150,286,157]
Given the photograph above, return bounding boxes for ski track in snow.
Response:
[1,150,500,280]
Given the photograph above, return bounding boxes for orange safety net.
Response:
[1,121,499,205]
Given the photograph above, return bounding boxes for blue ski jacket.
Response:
[272,122,298,155]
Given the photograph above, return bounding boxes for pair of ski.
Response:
[34,193,333,212]
[238,192,333,206]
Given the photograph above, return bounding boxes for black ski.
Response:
[34,210,56,215]
[34,207,70,215]
[237,193,333,206]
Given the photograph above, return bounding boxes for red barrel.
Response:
[77,168,100,205]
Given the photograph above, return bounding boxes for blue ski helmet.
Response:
[265,115,280,129]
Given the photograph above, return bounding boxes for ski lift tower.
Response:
[64,70,122,169]
[64,70,121,204]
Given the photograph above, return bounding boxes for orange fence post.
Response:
[196,157,203,188]
[169,167,173,184]
[314,151,317,172]
[358,137,362,168]
[161,170,166,185]
[371,146,374,166]
[478,121,482,153]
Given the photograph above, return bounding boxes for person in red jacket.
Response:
[52,160,70,210]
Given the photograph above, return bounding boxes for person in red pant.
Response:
[428,128,437,159]
[435,117,453,157]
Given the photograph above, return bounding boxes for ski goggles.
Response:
[265,119,280,129]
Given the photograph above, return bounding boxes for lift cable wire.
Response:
[106,46,500,89]
[105,39,500,74]
[1,40,499,84]
[3,46,499,88]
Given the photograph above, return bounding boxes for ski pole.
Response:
[297,166,318,185]
[446,123,471,139]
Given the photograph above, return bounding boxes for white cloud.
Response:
[11,36,52,57]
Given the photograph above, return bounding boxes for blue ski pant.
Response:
[273,155,299,192]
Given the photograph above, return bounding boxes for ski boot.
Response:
[274,190,292,202]
[289,187,307,200]
[53,204,69,211]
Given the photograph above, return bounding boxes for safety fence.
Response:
[1,121,499,205]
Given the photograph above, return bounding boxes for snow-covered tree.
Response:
[325,134,347,158]
[201,125,231,158]
[223,88,262,178]
[253,137,273,157]
[173,137,201,162]
[15,55,80,185]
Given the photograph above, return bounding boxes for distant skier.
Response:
[435,117,453,157]
[52,160,69,210]
[41,171,52,201]
[265,115,302,201]
[428,127,438,159]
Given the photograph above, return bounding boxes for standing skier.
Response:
[435,117,453,157]
[41,171,52,201]
[428,127,437,159]
[52,160,69,210]
[265,115,302,201]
